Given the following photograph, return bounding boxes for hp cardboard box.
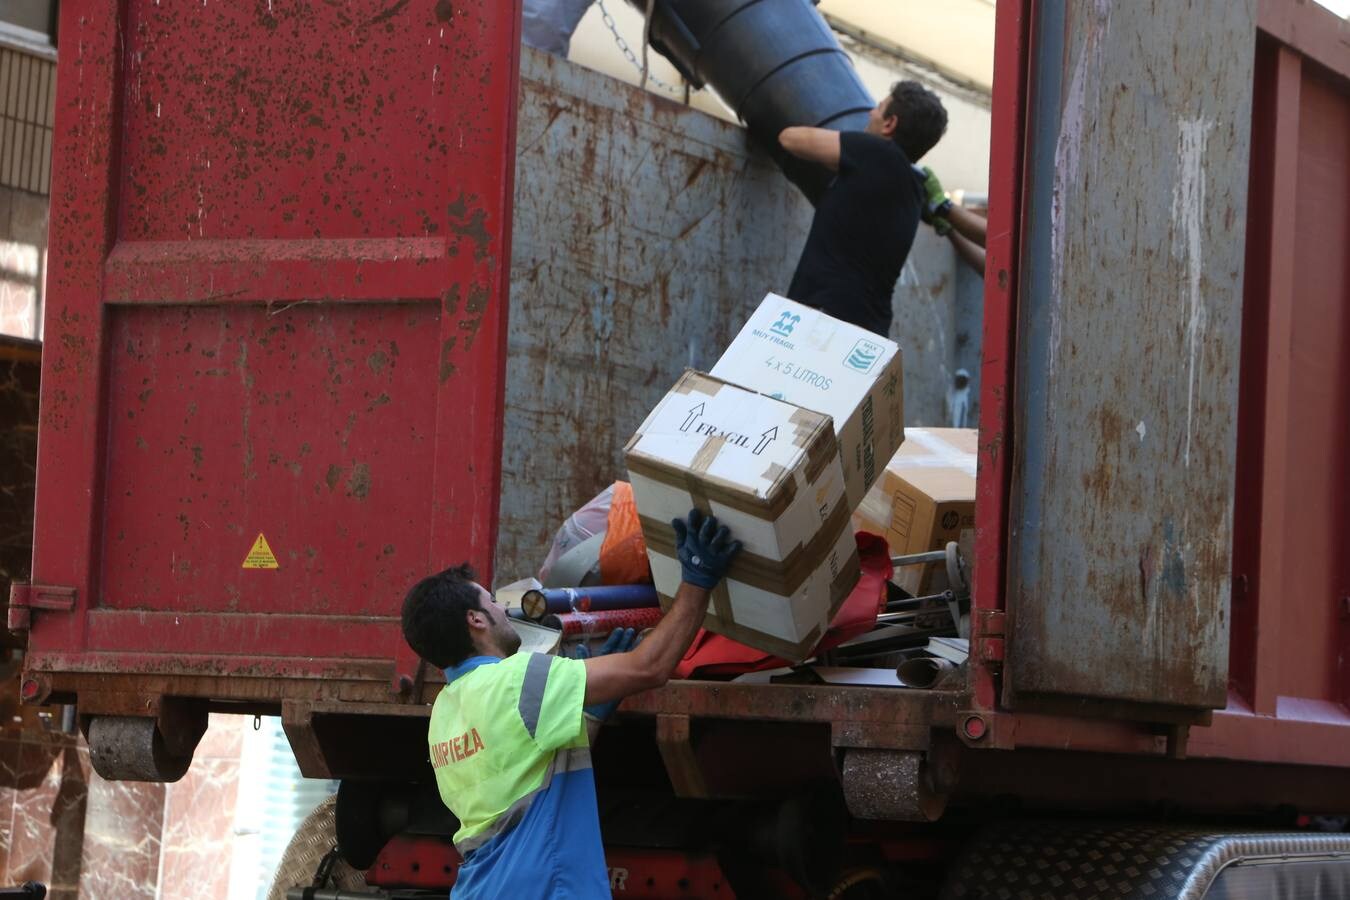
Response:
[624,371,860,661]
[854,428,977,596]
[710,294,904,511]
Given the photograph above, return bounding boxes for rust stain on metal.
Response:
[368,1,414,28]
[345,463,371,500]
[325,464,343,491]
[465,285,489,314]
[442,286,461,315]
[434,0,455,23]
[439,337,458,382]
[495,50,817,580]
[447,194,491,262]
[367,350,389,373]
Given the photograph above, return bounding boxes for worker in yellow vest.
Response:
[400,509,741,898]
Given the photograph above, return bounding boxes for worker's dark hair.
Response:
[884,80,947,163]
[401,563,482,669]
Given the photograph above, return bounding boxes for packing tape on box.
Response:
[685,432,735,623]
[639,499,852,597]
[894,428,977,476]
[855,489,893,531]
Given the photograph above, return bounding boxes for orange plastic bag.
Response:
[599,481,652,585]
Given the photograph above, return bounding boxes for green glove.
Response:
[920,166,953,236]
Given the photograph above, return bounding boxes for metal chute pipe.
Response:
[628,0,875,202]
[896,656,957,689]
[521,584,660,619]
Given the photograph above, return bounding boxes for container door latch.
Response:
[7,583,77,631]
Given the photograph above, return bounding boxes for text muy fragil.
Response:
[431,728,485,768]
[762,355,832,391]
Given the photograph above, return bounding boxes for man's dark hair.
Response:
[885,81,948,163]
[401,563,482,669]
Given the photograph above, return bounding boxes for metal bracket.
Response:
[282,700,334,780]
[7,583,76,631]
[655,713,708,799]
[973,609,1006,667]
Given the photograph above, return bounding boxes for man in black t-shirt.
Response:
[779,81,948,337]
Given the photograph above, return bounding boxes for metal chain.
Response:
[595,0,686,95]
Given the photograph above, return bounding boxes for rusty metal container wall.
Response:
[497,48,960,582]
[1005,0,1256,711]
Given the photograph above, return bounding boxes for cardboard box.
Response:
[625,371,860,662]
[853,428,977,596]
[710,294,904,511]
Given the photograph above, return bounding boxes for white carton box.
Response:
[710,294,904,511]
[625,371,860,661]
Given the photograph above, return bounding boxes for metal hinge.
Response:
[973,609,1006,666]
[8,583,77,631]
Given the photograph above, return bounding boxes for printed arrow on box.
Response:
[681,402,705,433]
[753,426,777,456]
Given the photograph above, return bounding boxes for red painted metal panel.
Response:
[1283,62,1350,706]
[1228,36,1280,711]
[27,1,521,694]
[367,836,745,897]
[970,0,1030,713]
[1222,2,1350,763]
[1257,0,1350,81]
[101,304,440,615]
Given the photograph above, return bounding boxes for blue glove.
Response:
[573,627,638,721]
[671,509,742,590]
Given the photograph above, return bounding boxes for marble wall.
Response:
[0,714,252,900]
[0,186,48,341]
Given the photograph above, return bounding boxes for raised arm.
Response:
[582,510,740,706]
[950,230,986,276]
[921,166,988,248]
[778,127,842,172]
[946,204,987,247]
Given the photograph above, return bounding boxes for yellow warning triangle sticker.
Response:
[242,532,280,570]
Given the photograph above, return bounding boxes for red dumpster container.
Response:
[16,0,521,779]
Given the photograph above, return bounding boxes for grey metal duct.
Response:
[522,0,596,57]
[627,0,875,203]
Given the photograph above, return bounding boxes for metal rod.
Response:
[890,550,949,568]
[885,589,957,611]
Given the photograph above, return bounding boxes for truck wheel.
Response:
[266,795,368,900]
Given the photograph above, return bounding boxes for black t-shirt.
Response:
[786,132,925,337]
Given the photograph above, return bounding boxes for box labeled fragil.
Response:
[624,371,859,662]
[853,428,977,596]
[710,294,904,512]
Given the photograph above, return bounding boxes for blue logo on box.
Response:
[770,311,800,337]
[844,339,884,374]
